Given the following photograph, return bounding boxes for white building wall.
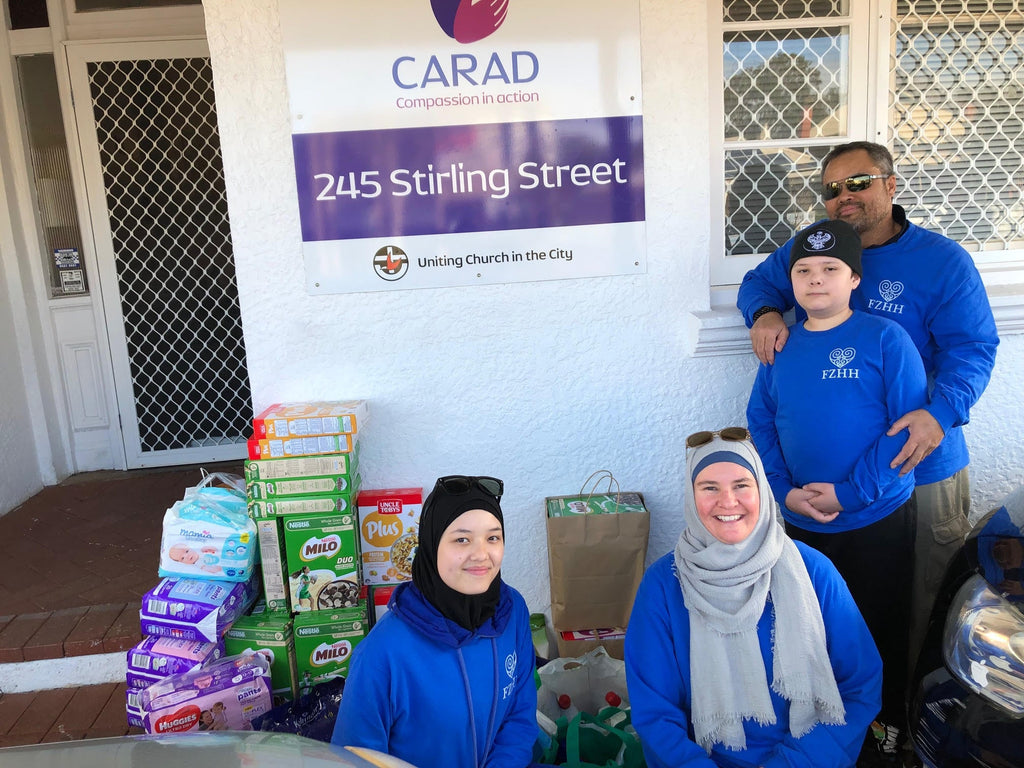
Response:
[0,184,45,513]
[202,0,1024,616]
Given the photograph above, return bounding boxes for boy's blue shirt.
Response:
[738,211,999,485]
[747,311,928,532]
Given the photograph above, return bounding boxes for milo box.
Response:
[281,512,361,613]
[292,607,368,686]
[223,603,299,703]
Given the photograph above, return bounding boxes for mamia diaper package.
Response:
[159,472,258,583]
[140,653,273,734]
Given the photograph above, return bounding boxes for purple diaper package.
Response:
[140,653,273,735]
[140,573,260,643]
[126,635,224,690]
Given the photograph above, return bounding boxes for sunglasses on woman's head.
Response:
[822,173,890,200]
[435,475,504,500]
[685,427,751,449]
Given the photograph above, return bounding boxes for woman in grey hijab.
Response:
[624,428,883,767]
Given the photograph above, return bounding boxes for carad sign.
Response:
[278,0,645,294]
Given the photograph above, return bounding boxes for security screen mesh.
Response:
[893,0,1024,249]
[86,56,252,453]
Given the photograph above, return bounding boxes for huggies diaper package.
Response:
[126,635,224,690]
[159,472,258,583]
[140,653,273,734]
[140,573,260,643]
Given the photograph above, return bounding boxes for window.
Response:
[716,0,1024,287]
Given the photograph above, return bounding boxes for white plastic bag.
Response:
[158,471,258,582]
[537,646,630,722]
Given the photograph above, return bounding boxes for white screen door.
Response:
[66,39,251,468]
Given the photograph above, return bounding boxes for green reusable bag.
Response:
[563,708,646,768]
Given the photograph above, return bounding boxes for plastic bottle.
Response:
[530,613,553,661]
[557,693,580,720]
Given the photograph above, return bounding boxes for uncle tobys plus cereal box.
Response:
[356,488,422,585]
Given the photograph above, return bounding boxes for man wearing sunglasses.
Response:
[737,140,999,688]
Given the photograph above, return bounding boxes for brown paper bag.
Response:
[546,471,650,632]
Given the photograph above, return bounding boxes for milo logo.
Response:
[155,704,200,733]
[312,640,352,666]
[363,512,403,547]
[301,534,341,562]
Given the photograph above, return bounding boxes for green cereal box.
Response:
[545,492,647,518]
[282,513,361,613]
[256,518,289,612]
[292,607,368,685]
[247,472,361,500]
[223,603,299,703]
[244,450,360,483]
[249,495,357,520]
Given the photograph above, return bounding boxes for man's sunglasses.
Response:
[685,426,751,449]
[435,475,504,500]
[822,173,890,200]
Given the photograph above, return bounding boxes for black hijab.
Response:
[412,480,504,631]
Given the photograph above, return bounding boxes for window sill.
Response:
[694,284,1024,358]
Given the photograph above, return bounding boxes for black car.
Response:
[908,486,1024,767]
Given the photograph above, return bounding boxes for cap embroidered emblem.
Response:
[806,231,835,251]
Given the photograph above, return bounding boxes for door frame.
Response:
[65,37,249,469]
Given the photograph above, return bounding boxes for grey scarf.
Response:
[674,436,845,753]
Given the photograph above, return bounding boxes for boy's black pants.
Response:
[787,493,917,732]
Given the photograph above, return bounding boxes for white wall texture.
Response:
[0,227,45,513]
[202,0,1024,618]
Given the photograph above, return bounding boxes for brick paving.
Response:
[0,462,242,747]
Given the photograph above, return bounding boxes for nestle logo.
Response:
[431,0,508,44]
[288,521,311,529]
[297,627,320,636]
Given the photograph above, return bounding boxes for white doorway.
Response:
[65,39,250,468]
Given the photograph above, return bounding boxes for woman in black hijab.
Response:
[333,476,539,768]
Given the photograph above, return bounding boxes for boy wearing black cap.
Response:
[746,218,928,761]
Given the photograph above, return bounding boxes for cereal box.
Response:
[256,518,289,612]
[249,495,356,520]
[252,400,368,439]
[292,607,368,685]
[243,450,360,483]
[281,513,361,613]
[224,602,299,703]
[247,472,360,500]
[367,585,396,627]
[246,434,356,461]
[356,488,422,586]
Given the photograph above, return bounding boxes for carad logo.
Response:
[154,704,201,733]
[431,0,508,44]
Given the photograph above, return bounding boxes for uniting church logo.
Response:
[430,0,509,43]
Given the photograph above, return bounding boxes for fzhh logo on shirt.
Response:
[502,650,518,700]
[823,347,859,379]
[867,279,905,314]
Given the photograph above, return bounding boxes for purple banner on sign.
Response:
[292,115,644,242]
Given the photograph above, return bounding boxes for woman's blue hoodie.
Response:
[331,580,538,768]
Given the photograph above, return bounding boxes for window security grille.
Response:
[893,0,1024,250]
[86,56,252,453]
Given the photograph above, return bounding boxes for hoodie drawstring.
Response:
[456,639,502,768]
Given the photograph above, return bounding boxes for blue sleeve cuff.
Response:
[926,397,959,433]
